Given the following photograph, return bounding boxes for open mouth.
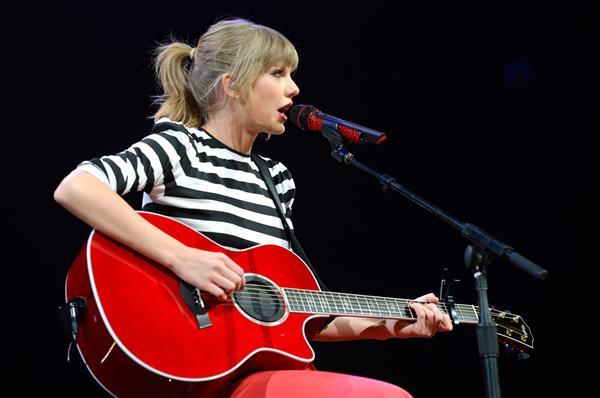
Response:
[278,103,293,122]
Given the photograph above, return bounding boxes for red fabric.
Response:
[220,370,413,398]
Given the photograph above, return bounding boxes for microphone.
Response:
[289,104,387,144]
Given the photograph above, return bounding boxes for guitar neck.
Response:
[283,288,479,324]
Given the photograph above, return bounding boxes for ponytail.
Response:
[152,42,204,128]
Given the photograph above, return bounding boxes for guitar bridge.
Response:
[180,281,212,329]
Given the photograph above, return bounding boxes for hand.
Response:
[171,246,246,301]
[389,293,453,338]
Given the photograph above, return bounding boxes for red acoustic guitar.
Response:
[65,212,533,397]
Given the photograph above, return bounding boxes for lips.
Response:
[278,102,293,122]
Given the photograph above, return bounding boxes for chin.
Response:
[269,125,286,135]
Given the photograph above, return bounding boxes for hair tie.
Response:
[189,47,196,60]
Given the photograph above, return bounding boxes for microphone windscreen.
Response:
[289,104,317,131]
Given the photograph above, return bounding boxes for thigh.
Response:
[222,370,413,398]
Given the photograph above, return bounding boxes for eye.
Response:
[271,69,284,77]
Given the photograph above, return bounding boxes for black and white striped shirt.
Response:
[77,118,296,250]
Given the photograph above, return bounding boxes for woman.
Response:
[55,18,452,397]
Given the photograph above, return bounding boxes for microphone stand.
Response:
[320,124,548,398]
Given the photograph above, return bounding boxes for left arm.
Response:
[313,293,453,341]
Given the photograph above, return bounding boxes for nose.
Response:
[287,77,300,98]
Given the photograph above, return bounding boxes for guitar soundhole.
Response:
[233,274,285,324]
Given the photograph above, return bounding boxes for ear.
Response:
[221,73,237,99]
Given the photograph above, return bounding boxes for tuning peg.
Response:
[500,343,530,361]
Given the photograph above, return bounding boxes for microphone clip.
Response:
[321,119,347,147]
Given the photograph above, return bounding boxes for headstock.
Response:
[491,308,534,354]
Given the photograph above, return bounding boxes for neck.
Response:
[281,288,480,324]
[202,110,257,155]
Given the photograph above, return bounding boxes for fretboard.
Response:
[283,288,479,324]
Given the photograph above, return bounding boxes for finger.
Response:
[221,254,245,276]
[419,305,439,337]
[409,302,434,337]
[213,274,237,296]
[429,306,444,326]
[424,302,452,331]
[217,265,245,291]
[409,301,429,322]
[222,255,246,288]
[425,302,442,319]
[202,284,227,301]
[441,313,454,331]
[414,293,439,304]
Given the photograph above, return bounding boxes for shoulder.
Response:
[151,118,195,140]
[256,154,293,180]
[141,118,206,152]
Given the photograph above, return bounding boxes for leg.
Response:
[222,370,413,398]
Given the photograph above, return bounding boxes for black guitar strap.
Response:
[252,153,329,291]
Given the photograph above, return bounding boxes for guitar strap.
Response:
[252,153,329,291]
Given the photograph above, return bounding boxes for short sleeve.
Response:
[76,129,192,196]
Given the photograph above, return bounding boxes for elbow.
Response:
[54,171,82,207]
[54,176,70,206]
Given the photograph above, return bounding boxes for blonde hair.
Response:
[152,18,299,128]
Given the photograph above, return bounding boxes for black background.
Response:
[12,0,596,396]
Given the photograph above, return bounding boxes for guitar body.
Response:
[66,212,328,397]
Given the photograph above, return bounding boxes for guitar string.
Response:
[197,296,526,339]
[198,297,527,341]
[220,285,480,317]
[199,288,481,323]
[231,285,480,310]
[234,286,512,320]
[194,283,519,325]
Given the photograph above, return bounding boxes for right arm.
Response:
[54,169,245,300]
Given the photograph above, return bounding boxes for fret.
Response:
[314,291,327,314]
[403,300,414,319]
[363,296,375,316]
[333,293,345,314]
[379,298,393,318]
[289,290,297,311]
[284,289,297,311]
[294,290,304,312]
[327,292,340,314]
[305,291,317,313]
[349,295,363,316]
[357,296,370,316]
[305,291,318,313]
[385,298,404,318]
[437,303,448,316]
[329,293,340,315]
[353,295,365,317]
[333,293,344,314]
[340,294,355,315]
[317,291,333,314]
[373,297,385,317]
[462,305,479,323]
[456,304,467,322]
[435,302,480,324]
[367,297,382,317]
[299,290,310,313]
